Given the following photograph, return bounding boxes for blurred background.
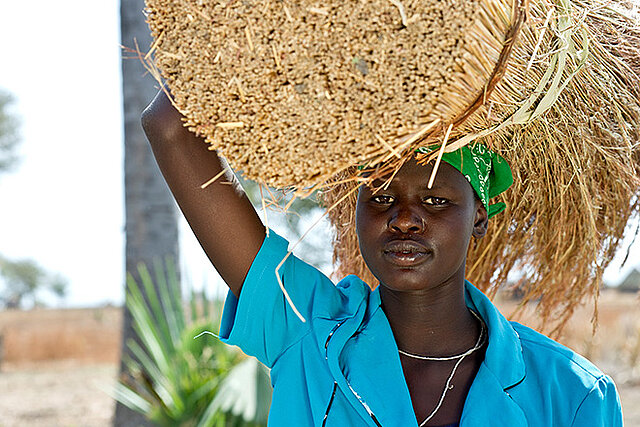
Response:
[0,1,638,426]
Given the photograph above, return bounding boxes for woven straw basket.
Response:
[144,0,640,331]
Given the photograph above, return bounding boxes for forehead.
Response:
[364,158,473,195]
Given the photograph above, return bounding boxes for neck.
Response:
[380,278,480,357]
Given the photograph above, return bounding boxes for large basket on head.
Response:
[145,0,640,331]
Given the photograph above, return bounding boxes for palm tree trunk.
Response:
[115,1,179,425]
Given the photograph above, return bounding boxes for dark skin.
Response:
[356,161,489,425]
[144,90,489,426]
[141,89,265,297]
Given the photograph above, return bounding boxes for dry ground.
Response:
[0,361,116,427]
[0,292,638,426]
[0,306,120,426]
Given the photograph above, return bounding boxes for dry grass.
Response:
[0,307,121,365]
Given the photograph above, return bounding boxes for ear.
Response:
[472,200,489,239]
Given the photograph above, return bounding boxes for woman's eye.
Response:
[423,196,448,206]
[371,195,394,204]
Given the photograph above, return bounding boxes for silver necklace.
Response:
[398,310,487,427]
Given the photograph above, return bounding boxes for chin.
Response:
[372,261,467,293]
[375,270,438,292]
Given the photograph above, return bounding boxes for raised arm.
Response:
[142,89,265,297]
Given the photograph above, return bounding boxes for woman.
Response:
[143,89,622,426]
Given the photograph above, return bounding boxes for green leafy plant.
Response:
[113,261,271,426]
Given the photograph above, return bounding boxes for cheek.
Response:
[355,203,364,234]
[355,209,373,250]
[355,206,384,261]
[354,207,364,244]
[355,198,376,237]
[440,213,474,258]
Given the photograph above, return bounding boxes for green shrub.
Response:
[113,261,271,426]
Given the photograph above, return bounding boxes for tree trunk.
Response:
[115,1,179,426]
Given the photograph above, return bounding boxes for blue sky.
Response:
[0,0,637,308]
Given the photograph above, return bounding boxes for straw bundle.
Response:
[320,1,640,332]
[145,0,640,331]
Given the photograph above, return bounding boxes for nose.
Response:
[388,204,424,234]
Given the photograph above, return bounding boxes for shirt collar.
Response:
[463,281,526,390]
[318,280,528,426]
[366,280,526,390]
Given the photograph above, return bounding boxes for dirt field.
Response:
[0,292,638,426]
[0,306,121,426]
[0,361,116,427]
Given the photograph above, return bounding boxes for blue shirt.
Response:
[220,232,623,426]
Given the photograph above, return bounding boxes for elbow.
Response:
[141,108,164,149]
[140,104,159,142]
[140,95,186,148]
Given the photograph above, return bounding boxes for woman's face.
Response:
[355,158,488,292]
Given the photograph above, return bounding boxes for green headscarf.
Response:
[415,143,513,218]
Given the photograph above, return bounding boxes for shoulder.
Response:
[509,322,622,426]
[318,274,374,319]
[335,274,371,298]
[511,322,604,383]
[266,232,372,319]
[465,282,609,388]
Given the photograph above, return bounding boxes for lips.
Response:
[383,239,431,267]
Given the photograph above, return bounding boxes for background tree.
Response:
[0,89,20,174]
[0,89,69,310]
[115,2,329,424]
[0,255,68,309]
[116,1,180,426]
